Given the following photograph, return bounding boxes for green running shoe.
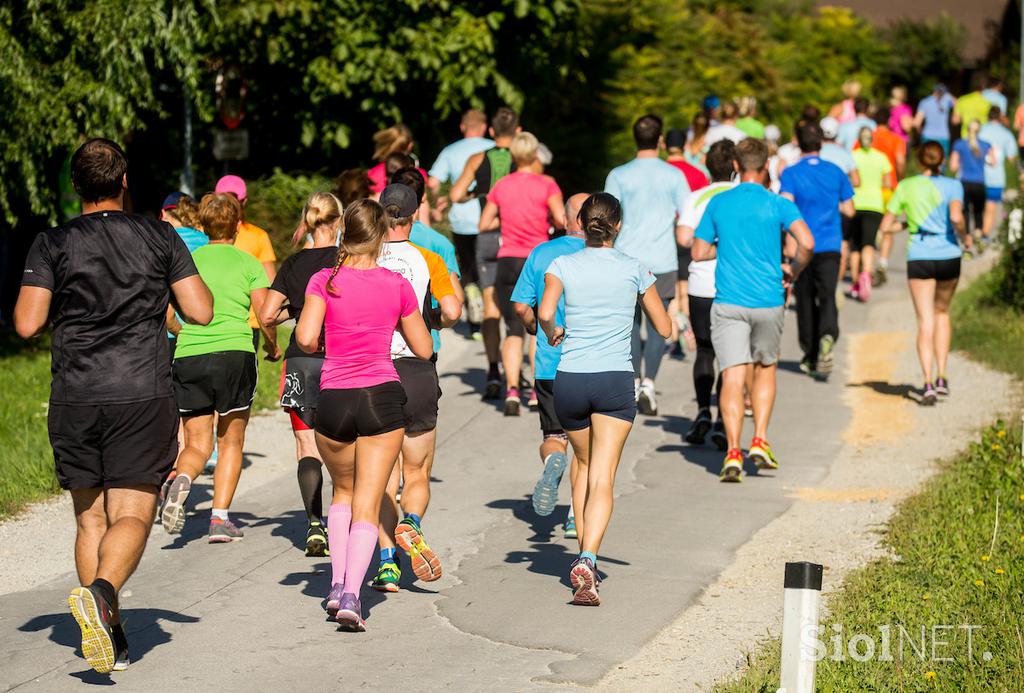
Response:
[371,560,401,593]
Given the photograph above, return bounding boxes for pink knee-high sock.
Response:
[327,504,351,586]
[343,521,380,596]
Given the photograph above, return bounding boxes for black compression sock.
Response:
[90,578,116,608]
[297,457,324,522]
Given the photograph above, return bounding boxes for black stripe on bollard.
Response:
[784,561,823,591]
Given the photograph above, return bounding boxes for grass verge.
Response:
[951,268,1024,380]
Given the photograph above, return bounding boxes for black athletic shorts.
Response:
[172,351,258,417]
[848,210,882,252]
[476,231,501,290]
[495,256,528,338]
[535,379,563,436]
[280,356,323,428]
[907,258,961,281]
[395,357,441,433]
[676,246,691,281]
[452,233,479,287]
[554,371,637,431]
[168,336,177,364]
[48,397,178,489]
[315,382,406,443]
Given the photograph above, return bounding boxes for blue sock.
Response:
[404,513,422,527]
[380,547,396,564]
[580,551,597,565]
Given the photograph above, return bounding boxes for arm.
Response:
[437,295,461,328]
[13,286,51,339]
[547,193,566,230]
[538,274,565,346]
[397,311,434,360]
[913,109,925,132]
[295,295,325,354]
[449,152,483,203]
[784,219,815,281]
[479,199,500,232]
[449,271,464,306]
[691,237,716,262]
[259,289,292,328]
[848,169,861,189]
[249,287,281,361]
[879,212,900,235]
[676,225,696,249]
[895,153,906,180]
[514,302,537,335]
[839,199,855,218]
[169,274,213,326]
[947,151,961,176]
[261,260,277,284]
[640,285,672,338]
[948,200,968,238]
[166,305,182,337]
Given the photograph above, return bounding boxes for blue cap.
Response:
[702,95,721,110]
[162,191,186,210]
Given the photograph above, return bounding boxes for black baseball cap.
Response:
[379,183,419,218]
[665,128,686,149]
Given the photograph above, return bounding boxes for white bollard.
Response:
[778,561,823,693]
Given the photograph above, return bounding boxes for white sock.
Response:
[642,377,655,388]
[211,508,229,521]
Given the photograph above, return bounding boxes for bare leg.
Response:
[751,363,778,441]
[908,278,937,382]
[72,489,106,586]
[982,201,999,239]
[577,415,632,555]
[175,413,214,480]
[377,461,400,553]
[316,432,355,505]
[878,231,894,267]
[933,278,959,378]
[351,431,406,525]
[94,486,159,591]
[720,364,747,450]
[565,427,591,551]
[860,246,875,278]
[211,410,250,510]
[481,287,501,365]
[396,430,435,517]
[849,250,861,285]
[539,435,569,462]
[502,335,524,392]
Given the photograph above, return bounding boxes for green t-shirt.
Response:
[175,243,269,358]
[735,117,766,139]
[851,148,892,213]
[954,92,991,138]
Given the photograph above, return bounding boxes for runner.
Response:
[780,122,854,378]
[294,198,433,631]
[538,192,671,605]
[258,192,343,557]
[705,102,747,145]
[879,143,970,405]
[334,168,372,207]
[427,109,494,339]
[449,106,521,400]
[981,75,1008,115]
[692,138,814,482]
[511,193,588,534]
[159,192,281,541]
[479,131,565,416]
[161,193,208,360]
[949,120,996,238]
[914,83,956,156]
[828,80,861,123]
[953,84,992,139]
[819,117,860,186]
[979,106,1018,242]
[676,141,738,447]
[735,96,766,139]
[684,114,711,175]
[888,86,915,143]
[863,108,906,286]
[368,124,415,194]
[847,127,894,302]
[836,97,875,150]
[605,114,691,415]
[373,183,460,592]
[15,138,213,673]
[666,129,710,191]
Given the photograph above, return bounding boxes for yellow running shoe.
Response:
[719,449,744,483]
[749,437,779,470]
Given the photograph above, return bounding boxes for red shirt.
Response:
[667,159,709,191]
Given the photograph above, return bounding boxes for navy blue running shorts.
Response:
[553,371,637,431]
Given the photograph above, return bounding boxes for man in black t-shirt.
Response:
[14,138,212,674]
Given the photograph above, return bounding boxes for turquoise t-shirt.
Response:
[168,227,209,338]
[428,136,495,236]
[695,183,802,309]
[510,234,586,380]
[409,221,460,352]
[886,175,963,262]
[546,247,655,374]
[604,157,690,274]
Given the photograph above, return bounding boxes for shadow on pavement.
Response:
[847,380,917,399]
[159,511,261,550]
[487,495,566,542]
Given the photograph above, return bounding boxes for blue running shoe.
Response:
[532,452,567,517]
[564,515,577,540]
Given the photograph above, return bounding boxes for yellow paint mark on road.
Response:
[843,331,914,445]
[788,487,900,503]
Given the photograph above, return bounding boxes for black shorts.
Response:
[48,397,178,489]
[495,256,528,338]
[476,231,501,290]
[172,351,258,417]
[452,233,479,286]
[168,336,177,364]
[554,371,637,431]
[848,211,882,251]
[315,382,406,443]
[676,246,692,281]
[395,357,441,433]
[535,379,564,436]
[907,258,961,281]
[280,356,324,429]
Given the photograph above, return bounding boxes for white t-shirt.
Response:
[680,181,736,298]
[705,123,747,145]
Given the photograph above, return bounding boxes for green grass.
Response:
[0,328,292,519]
[952,269,1024,381]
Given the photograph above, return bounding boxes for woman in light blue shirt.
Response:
[538,192,671,607]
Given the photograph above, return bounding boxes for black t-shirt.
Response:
[21,210,198,405]
[269,246,337,359]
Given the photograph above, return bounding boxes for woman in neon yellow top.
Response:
[848,127,894,301]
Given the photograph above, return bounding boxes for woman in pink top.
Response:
[296,198,432,632]
[888,86,914,142]
[479,132,565,414]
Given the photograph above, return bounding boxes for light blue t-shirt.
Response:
[820,142,856,174]
[169,226,209,338]
[428,136,495,236]
[604,157,690,274]
[979,122,1017,189]
[695,183,802,309]
[886,175,964,262]
[510,234,586,380]
[410,221,460,352]
[982,88,1008,115]
[916,93,956,141]
[836,116,877,150]
[546,247,656,374]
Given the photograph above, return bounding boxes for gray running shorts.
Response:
[710,302,785,370]
[475,231,501,290]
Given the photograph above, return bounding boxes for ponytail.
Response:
[293,191,343,247]
[578,192,623,247]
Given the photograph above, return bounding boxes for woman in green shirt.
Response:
[848,127,894,302]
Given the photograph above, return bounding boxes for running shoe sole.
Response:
[685,418,713,445]
[483,382,502,400]
[816,336,834,377]
[920,393,937,406]
[159,475,191,535]
[335,609,366,632]
[395,524,443,582]
[569,563,600,606]
[719,464,744,483]
[305,533,328,557]
[371,581,400,593]
[637,391,657,416]
[68,587,115,674]
[504,399,521,417]
[532,453,567,517]
[749,449,779,471]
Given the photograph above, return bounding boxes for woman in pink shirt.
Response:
[479,132,565,415]
[296,198,432,632]
[888,86,914,142]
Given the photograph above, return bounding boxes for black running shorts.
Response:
[554,371,637,431]
[535,378,564,437]
[280,356,324,428]
[315,382,406,443]
[475,231,501,290]
[172,351,258,417]
[48,397,178,489]
[907,257,961,281]
[848,210,882,252]
[395,357,441,433]
[495,256,528,338]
